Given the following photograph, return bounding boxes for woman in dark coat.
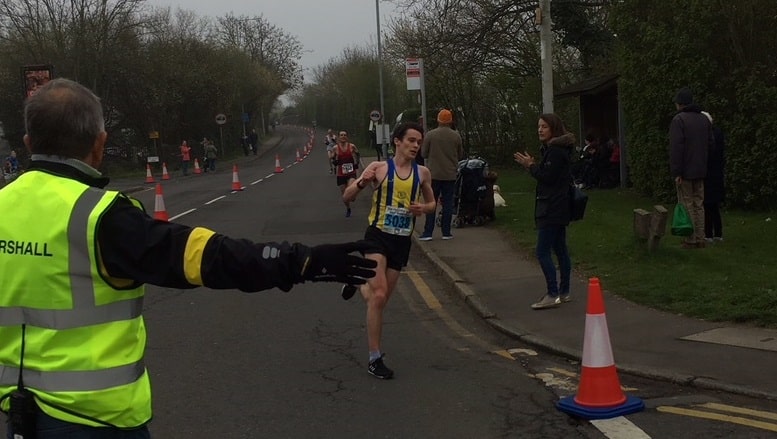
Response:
[702,111,725,241]
[514,113,576,309]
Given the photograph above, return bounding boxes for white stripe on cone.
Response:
[581,313,615,368]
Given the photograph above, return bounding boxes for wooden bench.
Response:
[633,205,668,251]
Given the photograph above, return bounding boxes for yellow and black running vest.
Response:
[0,171,151,428]
[368,159,420,236]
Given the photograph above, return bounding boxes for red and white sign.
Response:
[406,57,422,90]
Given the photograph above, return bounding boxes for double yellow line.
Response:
[658,402,777,432]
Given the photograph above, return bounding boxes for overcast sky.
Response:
[144,0,400,73]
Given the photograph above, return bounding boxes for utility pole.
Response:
[538,0,554,113]
[376,0,388,160]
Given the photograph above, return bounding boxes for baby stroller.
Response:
[438,156,490,228]
[3,158,19,184]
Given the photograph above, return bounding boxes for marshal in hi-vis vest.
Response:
[368,159,421,236]
[0,171,151,428]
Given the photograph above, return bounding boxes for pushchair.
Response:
[3,158,19,184]
[438,156,491,228]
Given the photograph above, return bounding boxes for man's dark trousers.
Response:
[422,179,456,237]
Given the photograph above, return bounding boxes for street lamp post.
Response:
[376,0,388,160]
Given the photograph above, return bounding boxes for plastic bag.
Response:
[671,203,693,236]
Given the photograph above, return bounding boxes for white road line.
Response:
[251,178,264,185]
[264,174,274,179]
[590,417,651,439]
[169,208,196,221]
[205,195,226,205]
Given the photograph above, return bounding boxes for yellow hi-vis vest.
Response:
[0,170,151,428]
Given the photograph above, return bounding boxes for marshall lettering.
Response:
[0,240,54,257]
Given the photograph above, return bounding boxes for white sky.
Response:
[143,0,401,74]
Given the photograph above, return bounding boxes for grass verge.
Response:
[492,167,777,327]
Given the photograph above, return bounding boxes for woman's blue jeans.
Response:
[536,226,571,296]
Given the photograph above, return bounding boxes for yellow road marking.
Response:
[658,406,777,432]
[492,350,515,361]
[547,367,577,378]
[406,270,441,310]
[699,402,777,421]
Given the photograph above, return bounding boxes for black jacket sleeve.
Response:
[97,196,310,292]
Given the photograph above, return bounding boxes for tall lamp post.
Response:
[376,0,388,160]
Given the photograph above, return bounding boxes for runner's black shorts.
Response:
[337,174,357,186]
[362,225,412,271]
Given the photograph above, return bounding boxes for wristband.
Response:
[357,179,366,189]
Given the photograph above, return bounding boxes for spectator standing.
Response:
[204,139,218,172]
[701,111,725,243]
[0,78,377,437]
[179,140,191,176]
[669,87,713,249]
[514,113,575,310]
[418,109,464,241]
[248,129,259,156]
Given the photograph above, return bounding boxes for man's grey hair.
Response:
[24,78,105,158]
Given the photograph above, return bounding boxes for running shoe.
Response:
[368,355,394,379]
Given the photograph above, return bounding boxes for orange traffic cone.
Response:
[161,162,170,180]
[295,149,302,162]
[274,154,284,173]
[145,164,155,184]
[193,158,202,174]
[557,278,644,419]
[153,184,169,221]
[231,164,244,191]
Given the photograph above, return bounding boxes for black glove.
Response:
[301,241,377,284]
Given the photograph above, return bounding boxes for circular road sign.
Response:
[369,110,381,122]
[215,113,227,125]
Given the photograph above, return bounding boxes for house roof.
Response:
[555,74,620,99]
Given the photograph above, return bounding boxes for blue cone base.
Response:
[556,395,644,420]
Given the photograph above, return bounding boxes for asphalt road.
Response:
[4,126,777,438]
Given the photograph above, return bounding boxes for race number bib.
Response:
[382,206,413,236]
[341,162,354,174]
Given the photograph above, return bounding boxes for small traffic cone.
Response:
[273,154,284,173]
[295,149,302,162]
[231,164,244,191]
[557,278,644,419]
[193,158,202,174]
[153,184,169,221]
[161,162,170,180]
[304,144,310,157]
[144,164,155,184]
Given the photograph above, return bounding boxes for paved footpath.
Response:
[412,217,777,401]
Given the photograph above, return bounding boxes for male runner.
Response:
[342,122,436,379]
[334,130,361,217]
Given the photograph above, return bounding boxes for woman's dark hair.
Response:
[539,113,568,138]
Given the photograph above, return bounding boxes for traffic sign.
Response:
[215,113,227,125]
[369,110,382,122]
